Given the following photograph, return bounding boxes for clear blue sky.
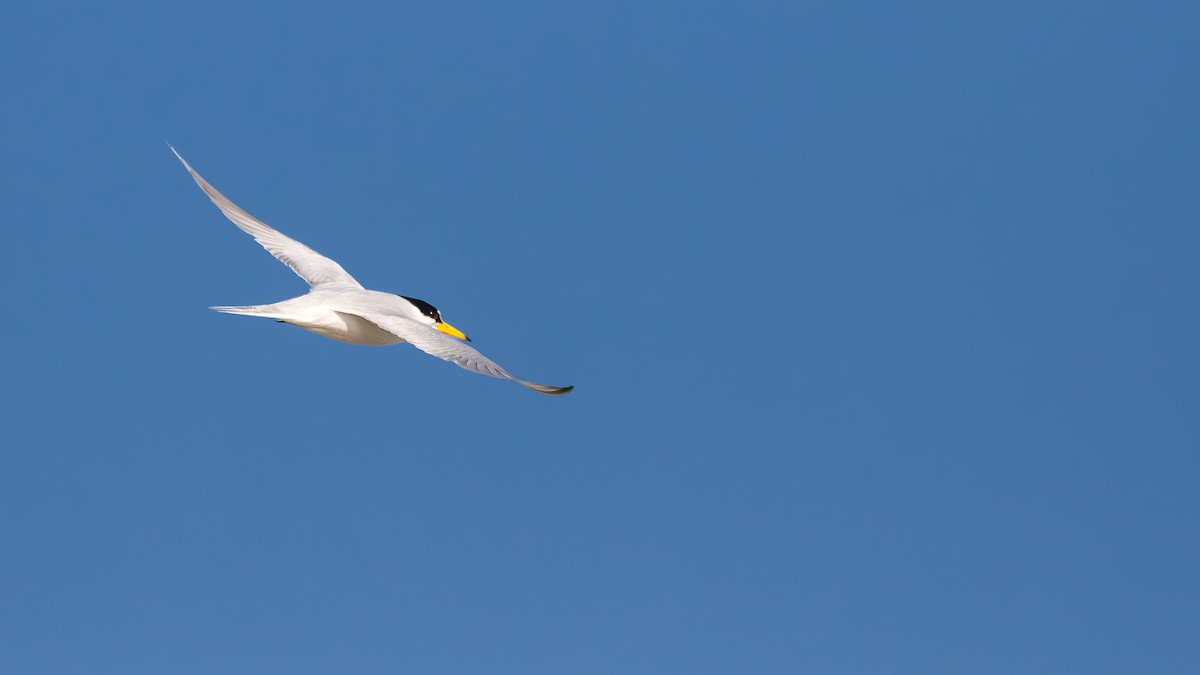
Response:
[1,1,1197,673]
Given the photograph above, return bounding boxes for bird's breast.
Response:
[291,309,405,346]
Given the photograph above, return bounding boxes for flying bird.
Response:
[171,147,573,395]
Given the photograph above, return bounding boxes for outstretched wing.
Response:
[171,147,364,289]
[350,311,573,395]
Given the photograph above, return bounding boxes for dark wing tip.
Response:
[520,381,574,395]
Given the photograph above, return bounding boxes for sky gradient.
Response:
[2,2,1198,673]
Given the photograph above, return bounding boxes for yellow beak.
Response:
[436,321,470,341]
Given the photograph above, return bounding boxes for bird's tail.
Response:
[210,304,280,317]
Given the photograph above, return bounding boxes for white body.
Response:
[216,288,413,346]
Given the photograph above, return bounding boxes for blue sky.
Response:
[1,1,1197,673]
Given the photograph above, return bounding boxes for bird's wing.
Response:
[171,147,364,289]
[350,310,573,395]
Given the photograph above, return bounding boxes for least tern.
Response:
[172,147,573,395]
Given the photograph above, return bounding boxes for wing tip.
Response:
[522,381,574,395]
[168,144,194,173]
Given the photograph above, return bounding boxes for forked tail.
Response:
[210,305,278,317]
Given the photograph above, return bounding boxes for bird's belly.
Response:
[290,309,405,346]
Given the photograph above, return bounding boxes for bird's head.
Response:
[398,295,470,341]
